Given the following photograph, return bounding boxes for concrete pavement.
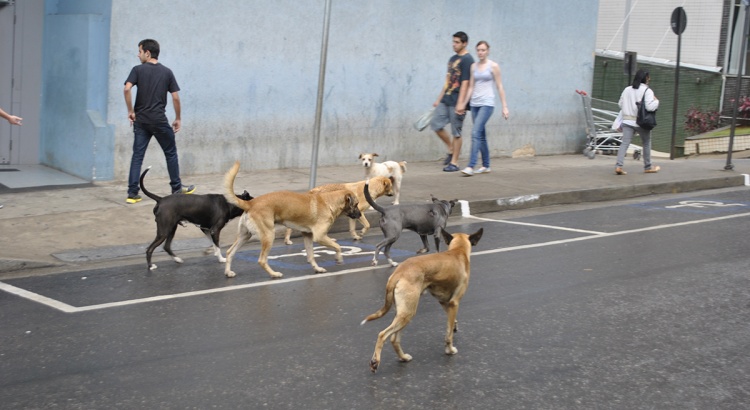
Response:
[0,152,748,275]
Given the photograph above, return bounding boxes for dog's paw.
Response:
[203,247,213,255]
[225,270,237,278]
[149,264,157,271]
[371,259,379,266]
[313,266,327,273]
[416,248,428,254]
[445,346,458,355]
[173,256,184,264]
[389,260,399,267]
[270,271,284,278]
[217,256,227,263]
[398,353,413,362]
[284,239,293,245]
[369,359,380,373]
[351,233,362,241]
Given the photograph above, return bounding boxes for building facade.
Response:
[1,0,599,181]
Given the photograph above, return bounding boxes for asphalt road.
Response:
[1,188,749,409]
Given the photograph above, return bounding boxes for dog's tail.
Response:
[399,161,407,174]
[360,276,399,325]
[364,180,387,215]
[139,167,161,202]
[224,161,252,212]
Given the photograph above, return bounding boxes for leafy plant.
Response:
[736,96,750,119]
[684,106,720,136]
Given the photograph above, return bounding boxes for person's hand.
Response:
[455,105,466,116]
[502,107,509,120]
[172,119,181,133]
[6,115,22,126]
[128,112,136,126]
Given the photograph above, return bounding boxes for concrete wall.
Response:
[41,0,113,179]
[103,0,599,179]
[9,0,601,180]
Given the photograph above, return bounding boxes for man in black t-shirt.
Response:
[430,31,474,172]
[123,38,195,203]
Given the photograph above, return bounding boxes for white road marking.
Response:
[3,211,750,313]
[466,215,606,235]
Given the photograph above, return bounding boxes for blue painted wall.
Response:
[40,0,598,181]
[41,0,113,180]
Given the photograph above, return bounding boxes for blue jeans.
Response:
[128,122,182,196]
[468,105,494,168]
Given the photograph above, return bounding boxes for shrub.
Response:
[737,96,750,119]
[684,107,721,136]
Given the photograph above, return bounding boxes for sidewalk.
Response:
[0,153,748,274]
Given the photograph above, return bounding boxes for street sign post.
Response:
[670,7,687,160]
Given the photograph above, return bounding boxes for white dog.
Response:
[358,153,407,204]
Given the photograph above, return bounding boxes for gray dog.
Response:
[364,180,457,266]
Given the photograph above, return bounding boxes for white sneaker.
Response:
[475,167,491,174]
[461,167,474,176]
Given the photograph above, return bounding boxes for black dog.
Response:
[140,167,253,271]
[365,181,457,267]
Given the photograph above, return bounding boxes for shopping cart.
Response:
[576,90,640,160]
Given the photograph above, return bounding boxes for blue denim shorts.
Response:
[430,102,466,137]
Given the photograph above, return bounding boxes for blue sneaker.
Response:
[443,153,453,165]
[443,164,460,172]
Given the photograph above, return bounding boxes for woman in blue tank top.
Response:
[461,41,509,176]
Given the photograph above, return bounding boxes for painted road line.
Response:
[3,211,750,313]
[467,215,606,235]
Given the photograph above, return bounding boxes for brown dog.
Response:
[283,176,394,244]
[223,161,362,278]
[361,228,483,372]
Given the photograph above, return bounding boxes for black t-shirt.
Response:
[125,62,180,124]
[441,53,474,107]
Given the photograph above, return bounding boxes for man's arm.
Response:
[124,82,135,125]
[455,79,470,115]
[171,91,181,133]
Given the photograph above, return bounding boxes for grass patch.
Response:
[708,126,750,137]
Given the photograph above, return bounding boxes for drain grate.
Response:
[0,169,20,172]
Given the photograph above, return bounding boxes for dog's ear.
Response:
[469,228,484,246]
[441,228,454,245]
[358,153,364,160]
[373,153,379,157]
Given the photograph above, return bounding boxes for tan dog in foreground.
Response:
[361,228,483,372]
[224,161,362,278]
[283,176,394,244]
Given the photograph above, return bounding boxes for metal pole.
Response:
[309,0,332,189]
[727,1,750,171]
[670,27,681,160]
